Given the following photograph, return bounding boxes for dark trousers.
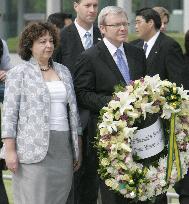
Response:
[100,179,167,204]
[66,127,99,204]
[74,150,99,204]
[0,168,9,204]
[174,170,189,204]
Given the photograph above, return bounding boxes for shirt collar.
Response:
[74,19,93,38]
[103,37,124,57]
[144,31,160,47]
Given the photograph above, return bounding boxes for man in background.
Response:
[60,1,102,204]
[134,8,187,88]
[60,0,101,74]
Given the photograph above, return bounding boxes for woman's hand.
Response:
[5,149,18,173]
[73,152,82,172]
[3,138,18,173]
[73,136,82,172]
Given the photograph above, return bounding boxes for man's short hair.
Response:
[98,6,127,28]
[136,8,161,30]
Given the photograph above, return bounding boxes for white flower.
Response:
[120,143,132,152]
[109,100,121,110]
[103,111,114,122]
[116,91,136,115]
[141,101,154,119]
[161,103,180,119]
[177,86,189,100]
[99,127,109,136]
[123,126,137,139]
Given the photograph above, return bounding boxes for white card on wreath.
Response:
[131,118,165,159]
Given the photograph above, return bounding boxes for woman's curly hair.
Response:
[18,21,59,61]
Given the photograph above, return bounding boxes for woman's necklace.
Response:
[39,64,51,71]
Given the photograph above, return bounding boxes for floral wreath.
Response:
[96,75,189,202]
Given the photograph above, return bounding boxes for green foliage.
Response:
[114,84,126,93]
[7,37,19,53]
[63,1,75,15]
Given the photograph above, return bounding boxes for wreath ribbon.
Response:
[166,113,182,182]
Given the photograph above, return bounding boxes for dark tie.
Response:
[84,32,92,50]
[115,49,130,84]
[143,42,148,54]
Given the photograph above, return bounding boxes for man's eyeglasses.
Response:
[104,22,130,28]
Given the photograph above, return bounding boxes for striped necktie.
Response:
[84,32,92,50]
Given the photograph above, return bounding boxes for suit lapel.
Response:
[69,24,101,50]
[146,33,162,68]
[97,41,126,84]
[69,23,85,51]
[93,26,102,44]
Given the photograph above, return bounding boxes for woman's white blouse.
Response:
[46,81,69,131]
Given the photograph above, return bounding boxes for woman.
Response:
[153,7,169,33]
[1,22,82,204]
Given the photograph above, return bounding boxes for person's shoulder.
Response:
[81,42,102,59]
[6,62,28,76]
[53,61,72,77]
[124,42,144,54]
[129,39,142,46]
[159,32,180,46]
[61,23,75,34]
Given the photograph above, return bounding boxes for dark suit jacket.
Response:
[73,40,146,203]
[74,40,146,139]
[131,32,187,88]
[60,23,102,74]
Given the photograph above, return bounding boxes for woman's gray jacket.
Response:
[1,58,82,163]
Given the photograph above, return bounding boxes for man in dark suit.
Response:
[60,0,101,74]
[132,8,188,204]
[74,6,146,204]
[60,1,102,204]
[133,8,187,88]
